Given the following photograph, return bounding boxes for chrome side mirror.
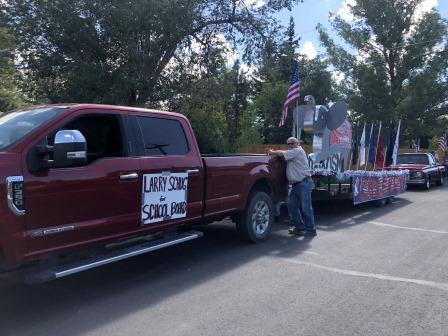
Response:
[53,130,87,168]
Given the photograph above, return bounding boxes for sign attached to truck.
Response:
[141,172,188,224]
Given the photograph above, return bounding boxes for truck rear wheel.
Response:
[236,191,273,243]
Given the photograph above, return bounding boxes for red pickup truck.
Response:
[0,104,287,281]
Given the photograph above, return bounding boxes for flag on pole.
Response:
[385,123,395,166]
[375,122,384,168]
[359,123,366,167]
[392,120,401,165]
[368,123,376,166]
[279,63,300,127]
[438,133,447,152]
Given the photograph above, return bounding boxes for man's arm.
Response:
[267,148,285,159]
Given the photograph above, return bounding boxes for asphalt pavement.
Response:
[1,184,448,336]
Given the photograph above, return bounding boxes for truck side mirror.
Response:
[53,130,87,168]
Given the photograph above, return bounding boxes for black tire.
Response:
[436,174,443,186]
[236,191,273,243]
[376,198,387,207]
[385,196,395,204]
[424,178,430,190]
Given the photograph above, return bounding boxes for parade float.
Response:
[292,95,408,205]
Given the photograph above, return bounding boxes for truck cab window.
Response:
[49,114,124,164]
[0,107,66,151]
[137,116,189,156]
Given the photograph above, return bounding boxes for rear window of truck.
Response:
[137,116,189,156]
[0,107,66,151]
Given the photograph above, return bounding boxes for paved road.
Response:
[1,185,448,336]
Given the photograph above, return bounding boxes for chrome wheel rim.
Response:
[251,200,270,235]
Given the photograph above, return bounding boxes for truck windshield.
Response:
[396,154,429,165]
[0,107,67,151]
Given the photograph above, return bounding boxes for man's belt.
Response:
[291,176,310,186]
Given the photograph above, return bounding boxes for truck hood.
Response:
[386,164,429,171]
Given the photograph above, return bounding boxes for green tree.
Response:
[254,18,338,144]
[6,0,303,106]
[318,0,448,144]
[0,2,24,112]
[170,57,257,153]
[222,61,255,151]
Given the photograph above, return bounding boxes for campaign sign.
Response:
[141,172,188,225]
[353,173,407,205]
[331,118,352,148]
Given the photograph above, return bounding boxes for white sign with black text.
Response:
[141,172,188,225]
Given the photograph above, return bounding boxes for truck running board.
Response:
[26,230,203,283]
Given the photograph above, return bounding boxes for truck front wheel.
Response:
[436,174,443,186]
[236,191,273,243]
[424,178,430,190]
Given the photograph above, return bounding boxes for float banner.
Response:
[141,172,188,225]
[353,172,407,205]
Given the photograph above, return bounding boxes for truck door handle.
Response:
[120,172,138,181]
[186,169,199,176]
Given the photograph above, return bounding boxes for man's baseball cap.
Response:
[304,95,315,103]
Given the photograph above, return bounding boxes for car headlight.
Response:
[414,172,422,178]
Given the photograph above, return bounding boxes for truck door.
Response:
[133,114,204,229]
[23,111,141,255]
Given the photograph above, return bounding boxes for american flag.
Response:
[439,133,447,152]
[279,64,300,127]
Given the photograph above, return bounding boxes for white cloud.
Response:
[337,0,356,22]
[189,32,239,65]
[219,40,239,66]
[300,41,317,59]
[331,70,346,84]
[240,0,265,9]
[414,0,438,21]
[239,63,259,80]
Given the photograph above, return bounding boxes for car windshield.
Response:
[396,154,429,165]
[0,107,67,151]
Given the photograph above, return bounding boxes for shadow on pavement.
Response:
[0,194,413,336]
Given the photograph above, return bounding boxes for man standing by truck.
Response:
[268,137,317,236]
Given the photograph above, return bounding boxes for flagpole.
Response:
[296,101,301,141]
[392,120,401,165]
[373,121,382,171]
[356,122,366,171]
[354,122,358,170]
[347,150,352,170]
[381,121,392,170]
[365,122,373,172]
[443,132,447,164]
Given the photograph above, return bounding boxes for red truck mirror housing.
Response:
[53,130,87,168]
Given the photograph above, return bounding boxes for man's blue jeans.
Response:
[287,176,316,231]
